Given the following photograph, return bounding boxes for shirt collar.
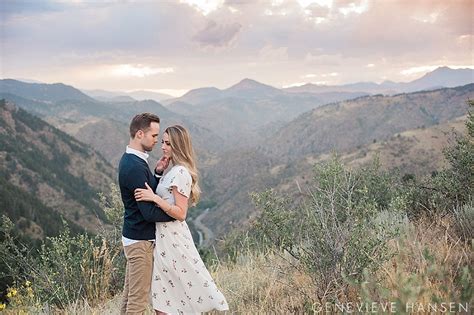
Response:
[126,146,149,163]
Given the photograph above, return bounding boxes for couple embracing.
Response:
[118,113,228,314]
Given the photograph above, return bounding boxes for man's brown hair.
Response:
[129,113,160,138]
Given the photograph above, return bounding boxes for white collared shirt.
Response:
[126,145,149,163]
[122,146,154,246]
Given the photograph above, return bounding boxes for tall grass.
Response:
[209,216,472,313]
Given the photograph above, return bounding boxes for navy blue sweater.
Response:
[119,153,174,240]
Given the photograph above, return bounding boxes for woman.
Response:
[135,125,229,314]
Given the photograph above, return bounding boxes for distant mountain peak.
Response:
[181,86,221,97]
[410,66,473,89]
[427,66,453,74]
[238,78,260,85]
[299,82,327,88]
[227,78,279,92]
[422,66,473,77]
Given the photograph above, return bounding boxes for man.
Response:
[118,113,175,314]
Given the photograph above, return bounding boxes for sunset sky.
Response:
[1,0,472,96]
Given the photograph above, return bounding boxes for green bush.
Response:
[0,184,125,310]
[236,156,407,302]
[403,99,473,220]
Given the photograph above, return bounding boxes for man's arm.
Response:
[137,200,175,222]
[129,166,175,222]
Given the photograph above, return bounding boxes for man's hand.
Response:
[155,156,170,174]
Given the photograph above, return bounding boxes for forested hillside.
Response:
[0,100,115,240]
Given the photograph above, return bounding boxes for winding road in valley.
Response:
[194,208,214,247]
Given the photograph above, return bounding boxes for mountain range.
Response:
[201,84,474,237]
[78,66,473,104]
[284,67,473,94]
[265,84,473,158]
[83,89,173,103]
[0,82,223,166]
[1,66,473,242]
[162,79,368,147]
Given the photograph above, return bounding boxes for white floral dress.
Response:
[152,165,229,314]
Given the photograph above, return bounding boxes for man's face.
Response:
[139,121,160,152]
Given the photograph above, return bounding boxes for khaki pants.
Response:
[121,241,154,315]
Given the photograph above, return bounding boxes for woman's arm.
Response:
[167,186,189,221]
[135,183,189,222]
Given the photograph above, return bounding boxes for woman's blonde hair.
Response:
[165,125,201,206]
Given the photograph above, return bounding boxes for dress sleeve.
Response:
[169,166,192,198]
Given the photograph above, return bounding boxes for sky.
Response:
[1,0,472,96]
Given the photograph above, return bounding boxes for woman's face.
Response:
[161,132,172,158]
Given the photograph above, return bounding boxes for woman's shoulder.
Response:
[168,165,192,196]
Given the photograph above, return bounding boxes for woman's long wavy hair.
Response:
[165,125,201,206]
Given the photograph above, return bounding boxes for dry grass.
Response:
[56,250,316,314]
[361,216,473,312]
[64,217,474,313]
[212,250,315,313]
[90,254,326,313]
[212,216,472,313]
[4,216,471,314]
